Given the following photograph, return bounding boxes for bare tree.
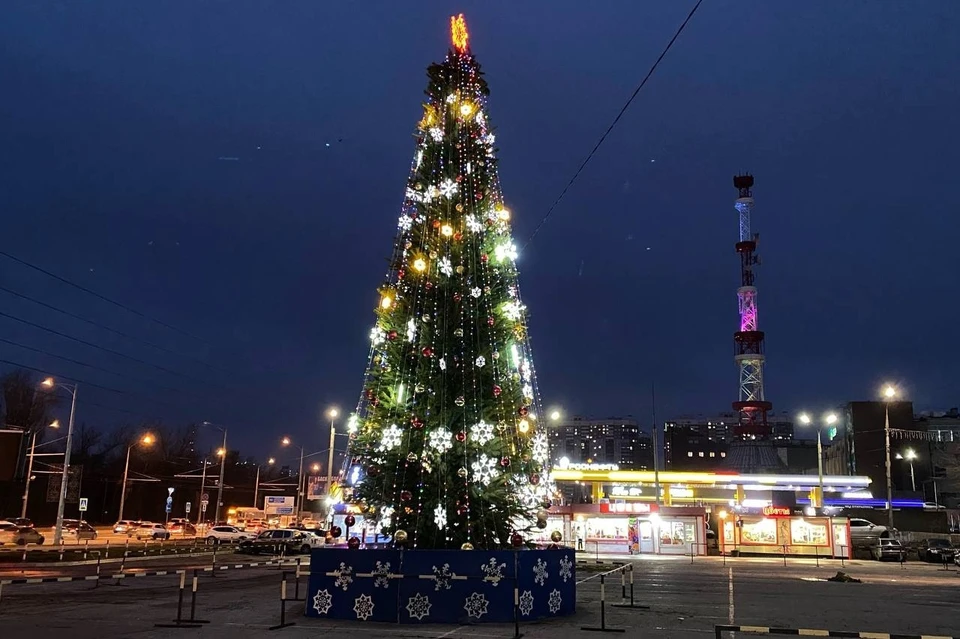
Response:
[1,369,60,476]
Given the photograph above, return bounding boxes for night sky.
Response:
[1,2,958,458]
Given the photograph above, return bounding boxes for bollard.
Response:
[840,545,845,568]
[782,544,787,567]
[581,573,625,632]
[621,567,626,600]
[294,558,303,601]
[105,539,110,560]
[21,544,28,562]
[612,564,648,610]
[59,540,65,562]
[512,580,524,639]
[815,545,819,567]
[155,571,202,628]
[268,572,296,630]
[210,543,218,577]
[93,553,102,589]
[595,540,600,562]
[187,570,211,624]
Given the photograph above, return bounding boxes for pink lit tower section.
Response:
[731,174,773,439]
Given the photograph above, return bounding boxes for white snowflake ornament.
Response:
[354,593,375,620]
[406,593,432,620]
[398,214,413,231]
[471,420,494,445]
[548,589,562,614]
[370,326,386,345]
[427,429,452,454]
[481,557,506,586]
[464,592,489,619]
[471,454,498,486]
[434,505,447,529]
[559,556,573,583]
[466,214,484,233]
[533,558,549,586]
[379,424,403,451]
[438,257,453,276]
[475,355,486,368]
[429,127,443,142]
[439,178,458,198]
[519,590,534,616]
[312,589,333,615]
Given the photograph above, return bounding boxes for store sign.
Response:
[555,461,620,471]
[669,487,694,498]
[265,495,295,515]
[611,486,643,497]
[762,506,791,517]
[601,502,655,514]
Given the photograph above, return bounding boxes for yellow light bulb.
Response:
[413,258,427,272]
[441,224,453,237]
[497,208,510,221]
[380,295,393,310]
[518,419,530,434]
[460,103,474,117]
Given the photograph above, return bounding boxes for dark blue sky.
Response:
[1,1,958,457]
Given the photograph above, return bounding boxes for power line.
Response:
[0,309,213,386]
[0,249,207,344]
[0,336,184,395]
[523,0,705,248]
[0,284,222,372]
[0,357,196,417]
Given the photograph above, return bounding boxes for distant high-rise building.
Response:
[549,417,652,470]
[664,412,795,470]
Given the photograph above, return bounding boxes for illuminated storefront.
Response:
[719,506,850,558]
[549,503,708,556]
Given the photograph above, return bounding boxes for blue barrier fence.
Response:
[305,547,576,624]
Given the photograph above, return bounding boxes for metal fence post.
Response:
[269,571,296,630]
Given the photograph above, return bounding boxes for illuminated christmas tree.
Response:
[346,15,550,550]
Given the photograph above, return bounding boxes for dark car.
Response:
[872,538,906,561]
[1,517,34,528]
[166,519,197,536]
[238,529,320,555]
[918,538,955,563]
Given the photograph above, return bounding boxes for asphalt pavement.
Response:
[0,553,957,638]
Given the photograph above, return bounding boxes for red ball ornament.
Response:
[432,219,441,229]
[453,293,462,302]
[453,232,463,241]
[493,385,502,397]
[344,514,356,527]
[400,490,412,501]
[455,430,467,442]
[457,503,468,516]
[422,347,434,357]
[387,330,398,341]
[475,191,483,201]
[530,473,541,485]
[511,532,523,548]
[480,254,489,263]
[456,175,463,182]
[500,457,511,467]
[397,269,405,279]
[348,537,361,550]
[487,317,495,326]
[330,526,342,538]
[518,406,529,416]
[411,416,424,429]
[367,465,380,476]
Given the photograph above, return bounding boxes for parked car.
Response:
[872,538,906,561]
[848,518,894,545]
[918,538,955,563]
[113,520,139,534]
[204,525,249,544]
[1,517,34,528]
[56,519,98,541]
[167,519,197,536]
[238,529,324,555]
[0,526,45,546]
[132,522,171,540]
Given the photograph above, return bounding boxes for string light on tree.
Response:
[346,13,549,550]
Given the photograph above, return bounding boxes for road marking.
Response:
[728,567,735,625]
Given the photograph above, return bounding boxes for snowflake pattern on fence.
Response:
[559,556,573,583]
[533,558,549,586]
[432,563,456,591]
[406,593,432,620]
[548,589,562,614]
[372,561,392,588]
[312,589,333,615]
[333,562,354,591]
[463,592,489,619]
[518,590,534,616]
[354,593,375,620]
[481,557,507,586]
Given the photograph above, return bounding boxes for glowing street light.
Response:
[39,377,78,546]
[881,383,899,528]
[282,436,306,522]
[118,433,156,522]
[896,448,918,491]
[798,412,837,510]
[253,456,276,510]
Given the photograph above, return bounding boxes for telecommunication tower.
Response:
[731,174,772,439]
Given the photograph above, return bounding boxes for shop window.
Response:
[698,451,705,457]
[709,452,716,457]
[720,452,726,458]
[790,519,828,546]
[741,518,777,545]
[687,452,693,457]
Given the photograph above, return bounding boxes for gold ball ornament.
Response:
[550,530,562,543]
[394,530,409,544]
[461,542,474,550]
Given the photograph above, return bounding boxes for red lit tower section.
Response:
[732,174,772,439]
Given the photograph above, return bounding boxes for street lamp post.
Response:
[118,434,154,523]
[198,457,208,526]
[215,437,227,523]
[326,408,339,497]
[41,378,78,547]
[798,412,837,511]
[253,458,275,510]
[882,385,897,529]
[282,437,305,524]
[896,449,917,491]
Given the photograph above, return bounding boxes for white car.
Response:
[849,518,895,545]
[205,525,249,544]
